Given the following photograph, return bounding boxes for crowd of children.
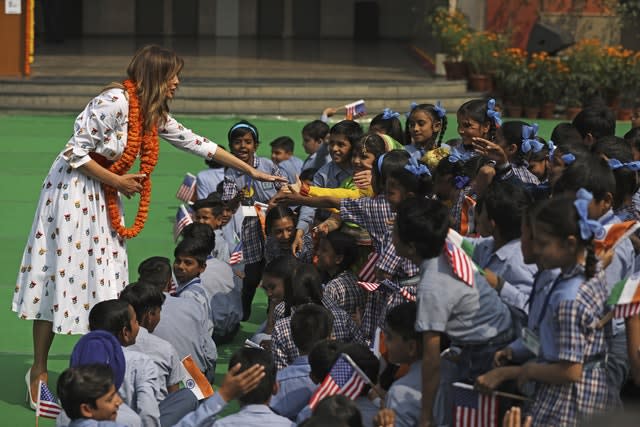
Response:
[51,98,640,427]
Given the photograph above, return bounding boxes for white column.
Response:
[216,0,240,37]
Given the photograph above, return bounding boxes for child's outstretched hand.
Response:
[322,107,337,119]
[493,347,513,367]
[502,406,532,427]
[218,363,265,403]
[475,368,507,393]
[471,137,508,165]
[373,408,396,427]
[287,176,303,194]
[353,169,372,189]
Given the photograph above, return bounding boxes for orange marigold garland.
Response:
[102,79,159,239]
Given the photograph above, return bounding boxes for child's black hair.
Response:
[299,168,318,183]
[119,281,165,326]
[353,132,387,160]
[395,198,450,259]
[174,236,209,266]
[308,339,341,382]
[385,301,422,358]
[57,364,115,420]
[457,99,498,142]
[137,256,172,291]
[499,120,537,164]
[593,136,633,162]
[369,110,405,145]
[291,303,334,355]
[179,222,216,255]
[340,343,379,396]
[476,181,532,242]
[204,145,226,169]
[551,122,583,147]
[321,231,358,271]
[592,136,638,209]
[388,158,433,197]
[405,103,448,148]
[284,263,323,316]
[572,104,616,140]
[89,299,133,336]
[371,149,411,195]
[303,120,330,141]
[228,347,276,405]
[265,205,296,235]
[227,120,259,146]
[532,196,598,279]
[263,255,299,285]
[270,136,295,153]
[330,120,364,146]
[192,192,226,217]
[553,154,616,202]
[312,395,363,427]
[624,127,640,152]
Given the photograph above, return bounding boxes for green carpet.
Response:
[0,113,631,425]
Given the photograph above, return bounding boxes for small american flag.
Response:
[444,240,475,287]
[309,355,366,409]
[36,380,62,419]
[345,99,366,120]
[357,281,380,292]
[228,242,243,265]
[453,382,499,427]
[379,279,416,302]
[176,172,197,203]
[358,252,380,283]
[174,204,193,240]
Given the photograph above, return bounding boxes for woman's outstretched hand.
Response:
[250,169,288,183]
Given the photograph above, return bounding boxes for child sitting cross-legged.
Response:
[270,303,333,420]
[57,364,125,427]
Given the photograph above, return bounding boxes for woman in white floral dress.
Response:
[13,45,284,408]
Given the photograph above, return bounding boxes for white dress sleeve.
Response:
[159,115,218,160]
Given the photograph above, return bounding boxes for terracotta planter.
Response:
[605,89,621,110]
[523,106,540,119]
[618,108,633,121]
[566,106,582,120]
[505,103,523,118]
[539,102,556,119]
[443,60,468,80]
[468,74,492,92]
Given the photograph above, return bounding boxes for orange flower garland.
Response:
[102,79,159,239]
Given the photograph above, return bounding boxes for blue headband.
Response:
[521,123,544,153]
[404,157,431,176]
[377,153,387,174]
[434,101,447,118]
[608,158,640,171]
[486,98,502,127]
[230,123,258,142]
[382,108,400,120]
[574,188,605,240]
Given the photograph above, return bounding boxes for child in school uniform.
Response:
[370,108,405,146]
[196,146,227,200]
[221,120,286,321]
[493,121,543,185]
[339,344,381,427]
[454,98,502,157]
[192,193,232,262]
[270,303,333,420]
[404,102,448,163]
[137,257,217,382]
[307,395,363,427]
[392,197,513,426]
[271,136,303,184]
[263,206,314,265]
[373,302,422,427]
[301,120,331,172]
[572,103,616,147]
[476,193,611,426]
[57,364,126,427]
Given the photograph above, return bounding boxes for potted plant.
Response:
[529,52,568,119]
[426,7,472,80]
[618,51,640,120]
[563,39,604,110]
[493,48,528,117]
[460,31,507,92]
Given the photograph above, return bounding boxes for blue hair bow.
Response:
[547,140,556,159]
[434,101,447,118]
[404,157,431,177]
[382,108,400,120]
[377,153,387,174]
[574,188,606,240]
[448,147,473,163]
[521,123,544,153]
[405,102,419,118]
[561,153,576,165]
[454,175,471,189]
[608,158,640,171]
[486,99,502,127]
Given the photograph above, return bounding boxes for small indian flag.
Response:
[595,221,640,257]
[607,274,640,319]
[447,228,476,259]
[182,355,214,400]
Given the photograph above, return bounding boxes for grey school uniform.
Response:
[415,254,513,427]
[385,361,422,427]
[213,404,295,426]
[200,256,242,338]
[153,292,217,380]
[121,347,162,427]
[175,277,214,335]
[56,402,141,427]
[277,156,303,184]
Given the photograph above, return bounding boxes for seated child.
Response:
[374,302,422,427]
[392,197,513,426]
[315,231,365,317]
[57,364,126,427]
[572,103,616,147]
[138,257,217,382]
[339,343,381,427]
[119,282,189,398]
[264,206,313,264]
[494,121,542,185]
[306,395,363,427]
[192,193,231,261]
[270,303,333,420]
[301,120,331,172]
[271,136,303,184]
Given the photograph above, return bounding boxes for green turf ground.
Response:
[0,113,631,425]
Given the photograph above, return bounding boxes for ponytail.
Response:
[584,240,597,280]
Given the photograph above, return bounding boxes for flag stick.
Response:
[341,353,385,401]
[453,381,531,402]
[596,311,614,329]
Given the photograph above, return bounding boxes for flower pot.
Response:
[617,108,633,121]
[566,106,582,120]
[468,74,492,92]
[444,60,468,80]
[505,103,523,118]
[523,106,540,119]
[539,102,556,119]
[605,89,621,110]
